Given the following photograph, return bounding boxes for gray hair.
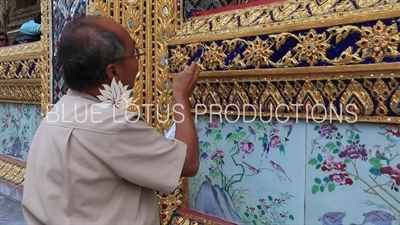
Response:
[57,16,125,92]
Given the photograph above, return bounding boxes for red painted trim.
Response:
[189,0,284,18]
[178,206,238,224]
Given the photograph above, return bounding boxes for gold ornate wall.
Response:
[160,0,400,224]
[0,0,51,191]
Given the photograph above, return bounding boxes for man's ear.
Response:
[105,64,117,81]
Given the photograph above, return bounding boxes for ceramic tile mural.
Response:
[52,0,86,103]
[0,103,42,162]
[189,115,305,225]
[306,123,400,225]
[188,115,400,224]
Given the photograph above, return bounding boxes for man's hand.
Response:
[172,62,200,99]
[172,62,201,177]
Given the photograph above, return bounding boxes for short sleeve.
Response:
[20,21,41,36]
[110,116,187,194]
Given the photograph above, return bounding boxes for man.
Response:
[0,32,8,47]
[22,16,200,225]
[20,13,42,36]
[14,13,42,44]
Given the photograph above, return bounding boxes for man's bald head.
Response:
[57,16,127,92]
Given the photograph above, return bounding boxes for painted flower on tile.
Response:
[384,125,400,137]
[321,157,347,172]
[309,122,400,217]
[329,173,353,185]
[191,116,296,224]
[355,20,400,62]
[0,103,41,161]
[380,164,400,186]
[317,123,338,139]
[269,135,281,148]
[211,150,224,160]
[207,117,221,128]
[338,143,368,160]
[243,193,295,224]
[239,141,255,155]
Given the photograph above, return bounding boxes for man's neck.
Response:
[85,85,103,98]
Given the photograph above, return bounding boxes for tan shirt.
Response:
[22,89,187,225]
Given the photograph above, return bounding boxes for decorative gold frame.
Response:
[0,0,52,192]
[156,0,400,224]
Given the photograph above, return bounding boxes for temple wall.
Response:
[165,1,400,224]
[0,1,399,225]
[0,0,51,202]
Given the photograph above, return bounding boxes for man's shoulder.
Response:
[42,97,145,134]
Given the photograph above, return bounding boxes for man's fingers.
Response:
[189,61,197,72]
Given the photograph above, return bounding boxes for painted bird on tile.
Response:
[369,145,391,165]
[248,126,256,141]
[348,123,362,133]
[311,138,319,154]
[383,147,393,159]
[283,120,295,137]
[318,212,347,225]
[378,132,400,142]
[377,132,400,148]
[369,145,381,158]
[242,161,261,174]
[350,210,396,225]
[269,160,292,183]
[321,145,332,157]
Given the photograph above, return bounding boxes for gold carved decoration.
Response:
[0,42,42,62]
[259,83,285,113]
[87,0,149,123]
[153,0,184,224]
[0,80,42,104]
[297,80,325,114]
[0,156,25,191]
[170,0,400,44]
[390,89,400,115]
[202,84,221,107]
[186,75,399,124]
[340,79,374,116]
[169,20,400,71]
[228,82,250,111]
[170,210,224,225]
[0,0,52,191]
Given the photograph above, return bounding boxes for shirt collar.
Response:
[67,89,101,103]
[67,88,147,122]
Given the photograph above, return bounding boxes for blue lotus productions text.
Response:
[193,103,359,124]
